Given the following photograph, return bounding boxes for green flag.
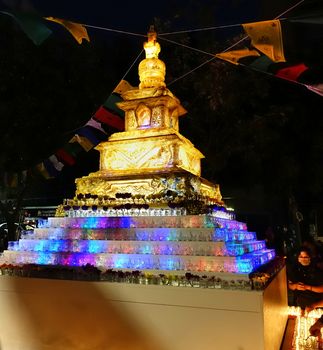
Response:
[1,10,52,45]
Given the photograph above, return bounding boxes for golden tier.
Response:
[95,128,203,177]
[73,172,223,209]
[117,94,186,132]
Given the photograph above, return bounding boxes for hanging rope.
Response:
[274,0,305,19]
[81,23,146,38]
[168,57,217,87]
[119,49,144,82]
[159,23,242,36]
[158,36,214,57]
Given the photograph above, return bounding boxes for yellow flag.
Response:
[113,80,134,95]
[242,20,285,62]
[216,49,260,65]
[45,17,89,44]
[36,163,51,179]
[70,135,94,152]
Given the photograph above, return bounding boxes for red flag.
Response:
[94,106,124,131]
[275,63,308,82]
[56,148,75,166]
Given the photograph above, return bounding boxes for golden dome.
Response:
[138,27,166,89]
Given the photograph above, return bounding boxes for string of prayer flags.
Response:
[1,10,52,45]
[31,79,129,180]
[215,49,323,96]
[34,123,104,180]
[32,145,78,180]
[3,79,129,181]
[44,17,90,44]
[248,58,323,96]
[215,7,323,96]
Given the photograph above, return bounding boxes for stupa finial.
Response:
[138,26,166,89]
[144,26,160,59]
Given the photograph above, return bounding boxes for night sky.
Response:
[1,0,292,32]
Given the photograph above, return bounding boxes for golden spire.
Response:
[143,26,160,58]
[138,26,166,89]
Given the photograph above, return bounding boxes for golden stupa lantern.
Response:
[73,28,223,208]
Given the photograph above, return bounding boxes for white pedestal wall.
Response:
[0,267,288,350]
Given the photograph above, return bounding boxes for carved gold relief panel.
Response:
[125,110,138,130]
[100,141,175,172]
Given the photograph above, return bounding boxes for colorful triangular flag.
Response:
[215,49,261,65]
[43,159,59,178]
[35,163,52,179]
[242,20,286,62]
[76,126,106,146]
[55,148,76,166]
[48,155,64,172]
[113,79,134,95]
[69,135,94,152]
[275,63,308,82]
[64,141,84,158]
[103,93,124,117]
[85,118,107,134]
[45,17,89,44]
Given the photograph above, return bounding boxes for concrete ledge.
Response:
[0,267,288,350]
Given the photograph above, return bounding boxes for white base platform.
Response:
[0,267,288,350]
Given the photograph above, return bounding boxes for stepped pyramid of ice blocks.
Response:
[3,214,275,275]
[0,28,275,277]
